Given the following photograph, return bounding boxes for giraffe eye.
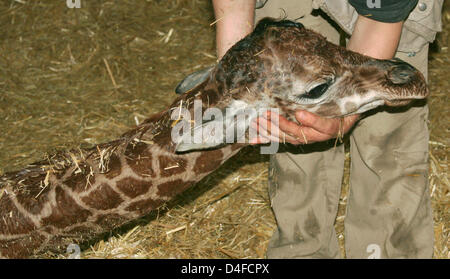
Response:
[303,82,330,99]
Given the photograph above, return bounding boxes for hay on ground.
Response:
[0,0,447,259]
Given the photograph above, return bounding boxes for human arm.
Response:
[212,0,256,59]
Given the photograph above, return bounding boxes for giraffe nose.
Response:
[386,59,417,85]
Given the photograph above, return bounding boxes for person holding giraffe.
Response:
[211,0,443,258]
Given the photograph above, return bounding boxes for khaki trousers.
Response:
[255,0,434,259]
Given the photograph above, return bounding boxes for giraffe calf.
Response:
[0,18,428,258]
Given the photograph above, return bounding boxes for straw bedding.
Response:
[0,0,447,258]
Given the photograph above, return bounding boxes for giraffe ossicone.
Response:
[0,18,428,258]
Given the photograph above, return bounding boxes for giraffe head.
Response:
[174,18,428,152]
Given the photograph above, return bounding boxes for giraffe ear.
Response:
[175,66,214,94]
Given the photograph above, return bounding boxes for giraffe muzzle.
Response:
[364,58,429,104]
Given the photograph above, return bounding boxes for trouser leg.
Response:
[255,0,345,259]
[256,0,433,259]
[267,144,345,258]
[345,46,434,258]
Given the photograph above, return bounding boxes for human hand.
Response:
[250,110,360,145]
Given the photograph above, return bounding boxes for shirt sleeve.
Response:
[348,0,419,23]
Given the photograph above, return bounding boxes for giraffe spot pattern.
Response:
[81,183,124,210]
[125,198,165,215]
[41,186,92,229]
[116,177,153,199]
[0,195,37,234]
[64,163,96,193]
[159,155,187,177]
[124,142,155,178]
[156,179,193,198]
[104,154,123,179]
[14,176,50,215]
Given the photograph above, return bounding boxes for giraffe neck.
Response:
[0,86,242,258]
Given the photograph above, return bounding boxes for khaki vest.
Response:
[256,0,443,54]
